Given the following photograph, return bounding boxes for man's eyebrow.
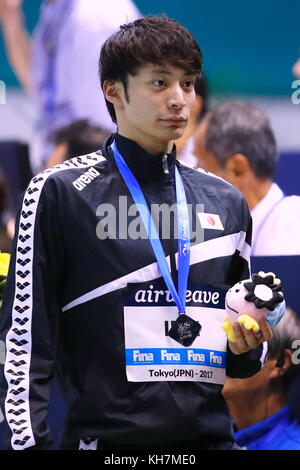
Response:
[149,68,196,77]
[149,68,172,75]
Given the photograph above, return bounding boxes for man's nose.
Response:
[167,84,185,109]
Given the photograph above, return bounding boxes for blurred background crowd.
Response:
[0,0,300,450]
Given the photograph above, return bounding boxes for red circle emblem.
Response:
[207,215,216,226]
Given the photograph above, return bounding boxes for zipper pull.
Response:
[162,154,170,175]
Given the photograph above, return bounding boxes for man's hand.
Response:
[292,58,300,79]
[228,318,272,355]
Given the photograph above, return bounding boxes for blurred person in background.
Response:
[176,75,208,167]
[0,120,109,243]
[194,101,300,256]
[292,53,300,78]
[293,59,300,78]
[45,119,109,168]
[223,308,300,450]
[0,172,11,252]
[0,0,141,171]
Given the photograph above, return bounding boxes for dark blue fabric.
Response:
[235,405,300,450]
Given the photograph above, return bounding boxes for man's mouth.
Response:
[160,117,187,125]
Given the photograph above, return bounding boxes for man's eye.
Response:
[183,81,194,88]
[153,80,166,87]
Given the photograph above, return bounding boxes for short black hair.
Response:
[99,16,203,123]
[203,101,278,179]
[53,120,109,158]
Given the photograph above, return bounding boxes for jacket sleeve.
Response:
[0,173,64,450]
[225,196,268,378]
[224,196,252,286]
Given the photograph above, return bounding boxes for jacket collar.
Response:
[103,133,177,182]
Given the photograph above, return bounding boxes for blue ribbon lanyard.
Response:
[111,141,190,315]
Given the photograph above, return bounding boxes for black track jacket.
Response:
[0,134,266,450]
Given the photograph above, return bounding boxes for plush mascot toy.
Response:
[222,271,285,342]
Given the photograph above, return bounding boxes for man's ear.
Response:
[228,153,251,177]
[103,80,124,106]
[270,349,292,379]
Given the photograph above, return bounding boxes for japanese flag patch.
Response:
[197,212,224,230]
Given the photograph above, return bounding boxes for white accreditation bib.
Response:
[123,280,228,385]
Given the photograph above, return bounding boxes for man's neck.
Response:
[117,130,173,156]
[243,179,273,211]
[175,117,196,154]
[226,391,286,430]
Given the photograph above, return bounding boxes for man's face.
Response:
[194,121,239,187]
[116,63,196,150]
[194,121,260,199]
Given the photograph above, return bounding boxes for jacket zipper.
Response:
[162,154,170,175]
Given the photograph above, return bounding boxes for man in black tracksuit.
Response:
[0,16,272,451]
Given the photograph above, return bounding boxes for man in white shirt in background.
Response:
[194,100,300,256]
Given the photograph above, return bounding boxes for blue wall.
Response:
[0,0,299,94]
[135,0,300,95]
